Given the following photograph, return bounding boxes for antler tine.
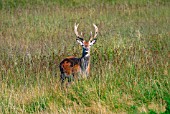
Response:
[90,31,93,36]
[74,23,82,38]
[93,23,98,38]
[90,24,98,41]
[89,31,93,41]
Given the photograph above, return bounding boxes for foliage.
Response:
[0,0,169,113]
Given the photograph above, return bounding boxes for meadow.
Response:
[0,0,170,113]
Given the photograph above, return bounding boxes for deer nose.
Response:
[85,48,89,51]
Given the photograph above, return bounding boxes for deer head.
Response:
[74,23,98,56]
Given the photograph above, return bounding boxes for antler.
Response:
[90,24,98,41]
[74,23,82,38]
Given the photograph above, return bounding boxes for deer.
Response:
[59,23,98,87]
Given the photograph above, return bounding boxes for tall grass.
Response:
[0,0,169,113]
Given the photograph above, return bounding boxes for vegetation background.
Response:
[0,0,169,113]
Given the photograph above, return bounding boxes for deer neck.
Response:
[80,48,90,73]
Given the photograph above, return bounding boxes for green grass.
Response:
[0,0,170,113]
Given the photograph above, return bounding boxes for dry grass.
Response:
[0,0,170,113]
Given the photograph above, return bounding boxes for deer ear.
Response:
[76,38,84,46]
[90,39,97,46]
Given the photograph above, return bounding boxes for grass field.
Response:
[0,0,170,113]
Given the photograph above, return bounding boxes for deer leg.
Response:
[72,73,75,81]
[68,75,73,82]
[64,75,72,88]
[60,73,65,88]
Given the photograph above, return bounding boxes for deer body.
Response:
[59,23,98,86]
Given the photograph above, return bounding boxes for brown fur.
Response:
[59,23,98,87]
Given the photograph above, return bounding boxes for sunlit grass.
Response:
[0,0,170,113]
